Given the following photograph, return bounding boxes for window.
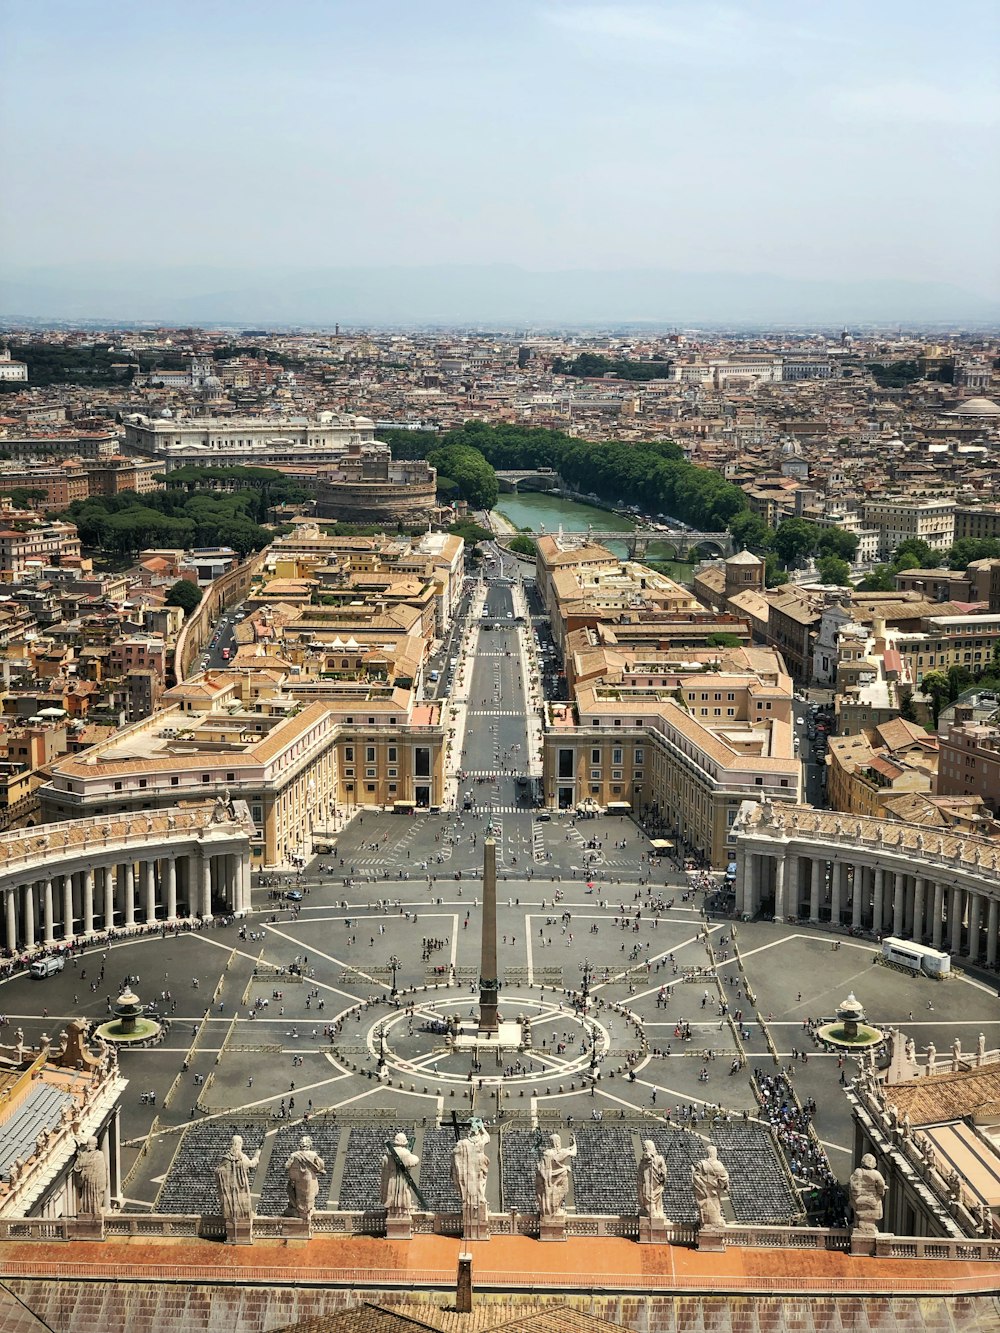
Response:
[612,748,623,765]
[388,768,397,778]
[171,776,179,787]
[634,748,644,765]
[755,777,763,786]
[202,774,210,784]
[139,779,147,789]
[114,781,122,791]
[345,768,354,777]
[558,749,574,779]
[612,771,623,781]
[591,748,601,765]
[388,746,397,762]
[366,767,376,778]
[366,783,376,792]
[591,770,601,781]
[366,746,376,762]
[345,746,354,762]
[226,772,235,782]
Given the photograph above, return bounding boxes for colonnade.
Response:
[735,843,999,968]
[1,850,249,955]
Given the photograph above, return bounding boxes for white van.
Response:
[30,956,65,978]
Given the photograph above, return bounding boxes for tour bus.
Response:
[880,937,951,977]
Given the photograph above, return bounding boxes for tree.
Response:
[921,670,950,725]
[892,537,939,569]
[947,664,972,702]
[427,444,499,510]
[772,518,819,568]
[448,520,492,546]
[764,554,788,587]
[816,554,853,586]
[857,564,896,592]
[508,536,537,558]
[728,511,773,552]
[816,527,859,561]
[947,537,1000,569]
[705,631,743,648]
[165,579,203,616]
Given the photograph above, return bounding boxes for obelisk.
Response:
[478,836,499,1036]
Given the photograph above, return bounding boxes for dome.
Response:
[201,374,223,389]
[158,408,173,419]
[780,440,803,457]
[945,396,1000,417]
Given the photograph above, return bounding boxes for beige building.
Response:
[861,496,955,560]
[542,648,800,867]
[39,680,446,866]
[826,718,938,819]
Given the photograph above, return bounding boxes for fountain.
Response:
[817,992,884,1050]
[94,987,162,1046]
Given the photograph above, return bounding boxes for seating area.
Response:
[257,1124,340,1216]
[499,1128,540,1213]
[570,1126,635,1215]
[156,1124,265,1215]
[338,1125,412,1213]
[416,1128,462,1212]
[711,1121,800,1224]
[0,1082,72,1182]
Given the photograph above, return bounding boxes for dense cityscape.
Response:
[1,0,999,1329]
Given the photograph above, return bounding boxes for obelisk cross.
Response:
[478,837,499,1036]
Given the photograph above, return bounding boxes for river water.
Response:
[494,491,697,584]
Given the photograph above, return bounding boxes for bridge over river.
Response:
[508,525,732,559]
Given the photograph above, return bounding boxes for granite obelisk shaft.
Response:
[478,837,499,1036]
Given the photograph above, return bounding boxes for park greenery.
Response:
[549,352,674,381]
[507,535,538,558]
[60,468,312,557]
[0,341,184,390]
[864,360,923,389]
[385,423,748,534]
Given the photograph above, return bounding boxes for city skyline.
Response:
[1,0,998,322]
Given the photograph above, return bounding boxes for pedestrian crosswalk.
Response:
[466,710,525,717]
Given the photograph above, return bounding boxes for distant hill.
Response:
[1,262,996,326]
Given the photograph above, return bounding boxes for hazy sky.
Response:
[2,0,998,297]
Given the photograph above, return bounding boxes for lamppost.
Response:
[375,1020,388,1073]
[588,1019,600,1076]
[387,954,401,999]
[579,957,593,1014]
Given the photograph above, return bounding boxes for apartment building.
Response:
[542,650,800,868]
[936,717,1000,816]
[826,718,938,818]
[861,496,956,560]
[123,411,376,471]
[0,522,82,574]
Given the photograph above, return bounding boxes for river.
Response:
[494,491,698,584]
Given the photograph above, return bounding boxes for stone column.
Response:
[810,858,822,922]
[122,863,135,928]
[903,877,915,936]
[852,866,865,930]
[986,898,999,969]
[912,877,926,944]
[773,855,786,923]
[62,873,74,941]
[200,855,213,919]
[24,883,35,949]
[43,878,54,945]
[235,854,247,914]
[5,891,16,953]
[786,854,801,919]
[83,869,94,937]
[896,874,912,938]
[932,882,944,950]
[950,885,964,954]
[165,857,178,922]
[142,860,156,924]
[830,861,844,927]
[478,838,499,1034]
[967,892,983,965]
[872,868,884,936]
[103,866,115,930]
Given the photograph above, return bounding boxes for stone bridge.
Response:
[733,799,1000,969]
[517,526,733,559]
[495,469,562,493]
[0,802,253,954]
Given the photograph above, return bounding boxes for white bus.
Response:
[881,937,950,977]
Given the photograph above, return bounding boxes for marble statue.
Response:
[284,1134,326,1220]
[73,1137,108,1215]
[380,1131,420,1216]
[978,1032,987,1063]
[952,1037,962,1070]
[637,1139,668,1220]
[926,1042,937,1075]
[535,1132,577,1219]
[905,1036,916,1065]
[451,1119,490,1210]
[691,1145,730,1229]
[215,1134,259,1221]
[849,1154,886,1235]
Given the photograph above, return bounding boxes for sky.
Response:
[1,0,999,317]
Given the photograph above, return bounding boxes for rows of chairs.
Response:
[256,1125,341,1216]
[648,1128,704,1224]
[415,1128,463,1212]
[156,1124,265,1214]
[712,1122,799,1224]
[499,1128,539,1213]
[570,1126,636,1215]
